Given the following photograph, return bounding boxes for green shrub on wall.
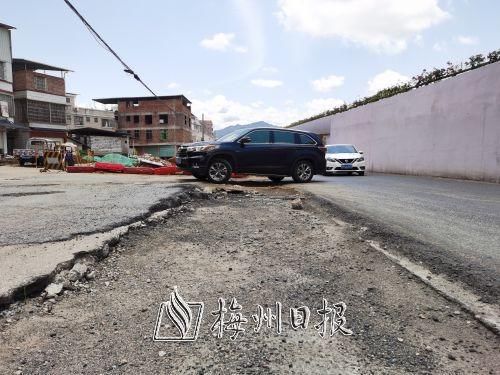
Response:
[288,48,500,128]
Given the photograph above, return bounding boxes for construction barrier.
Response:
[94,162,125,173]
[67,166,96,173]
[123,167,154,175]
[231,173,247,179]
[153,166,177,175]
[43,151,63,170]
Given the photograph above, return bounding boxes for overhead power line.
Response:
[63,0,158,97]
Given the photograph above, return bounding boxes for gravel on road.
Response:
[0,188,498,374]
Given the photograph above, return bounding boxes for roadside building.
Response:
[12,58,71,146]
[0,22,19,156]
[94,95,192,158]
[191,115,204,142]
[66,93,117,131]
[201,119,215,141]
[68,127,129,156]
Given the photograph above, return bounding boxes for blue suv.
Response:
[176,127,326,183]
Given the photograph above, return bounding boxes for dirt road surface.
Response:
[0,189,498,374]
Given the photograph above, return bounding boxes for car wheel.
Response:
[207,159,232,184]
[292,160,313,183]
[268,176,285,183]
[358,172,365,176]
[192,172,207,180]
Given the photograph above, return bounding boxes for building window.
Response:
[74,115,84,126]
[159,114,168,124]
[102,119,111,128]
[126,115,131,122]
[0,61,5,80]
[146,129,153,140]
[94,117,98,123]
[126,130,131,136]
[0,94,13,117]
[33,76,47,91]
[145,114,153,124]
[184,115,188,126]
[66,115,72,123]
[160,129,168,141]
[134,129,140,139]
[133,115,140,123]
[66,97,71,104]
[26,100,65,124]
[86,116,91,122]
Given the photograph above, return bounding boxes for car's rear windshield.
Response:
[216,129,248,142]
[327,145,357,153]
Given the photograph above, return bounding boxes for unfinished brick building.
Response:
[94,95,192,158]
[12,58,71,147]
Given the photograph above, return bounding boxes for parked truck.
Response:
[13,138,61,166]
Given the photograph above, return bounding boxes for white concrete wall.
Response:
[0,28,13,83]
[295,61,500,183]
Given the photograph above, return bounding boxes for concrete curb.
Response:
[367,240,500,335]
[305,192,500,335]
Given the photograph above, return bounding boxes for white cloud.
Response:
[167,82,179,89]
[306,98,345,114]
[191,95,298,128]
[456,35,478,45]
[432,41,446,52]
[251,79,284,88]
[367,70,410,94]
[191,94,344,129]
[311,74,345,92]
[276,0,450,53]
[200,32,249,53]
[200,33,235,51]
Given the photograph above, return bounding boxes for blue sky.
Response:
[3,0,499,129]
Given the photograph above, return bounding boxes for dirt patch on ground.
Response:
[0,190,498,374]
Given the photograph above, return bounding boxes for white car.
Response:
[325,144,365,176]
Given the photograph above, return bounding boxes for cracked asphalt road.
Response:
[1,189,498,374]
[0,167,182,245]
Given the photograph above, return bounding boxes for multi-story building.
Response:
[65,93,117,130]
[12,58,71,146]
[191,115,216,142]
[191,115,204,142]
[94,95,192,158]
[0,22,16,155]
[201,119,215,141]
